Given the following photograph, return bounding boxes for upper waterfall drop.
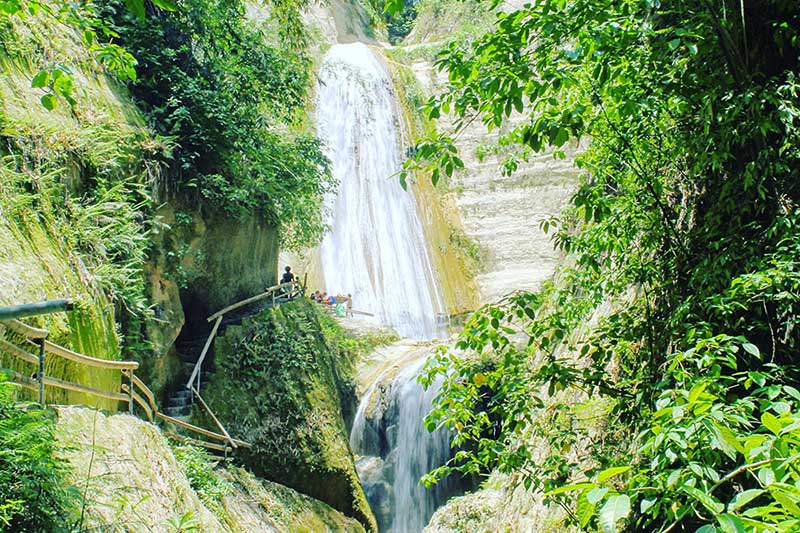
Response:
[316,43,443,340]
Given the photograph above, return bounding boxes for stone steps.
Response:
[162,296,295,418]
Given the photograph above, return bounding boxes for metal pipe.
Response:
[0,300,73,321]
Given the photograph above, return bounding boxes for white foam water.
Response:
[316,43,442,340]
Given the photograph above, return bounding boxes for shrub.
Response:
[0,378,78,532]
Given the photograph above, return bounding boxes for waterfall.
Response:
[316,43,442,340]
[317,43,459,532]
[350,351,459,532]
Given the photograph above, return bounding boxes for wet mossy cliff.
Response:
[195,299,378,531]
[0,9,149,408]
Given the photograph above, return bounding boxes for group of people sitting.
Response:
[282,266,353,317]
[311,291,353,317]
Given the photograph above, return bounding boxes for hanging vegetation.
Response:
[399,0,800,530]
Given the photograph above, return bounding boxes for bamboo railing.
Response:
[186,279,305,393]
[0,312,250,456]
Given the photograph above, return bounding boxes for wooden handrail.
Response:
[0,371,110,407]
[0,338,39,365]
[35,340,139,370]
[2,318,251,452]
[191,386,237,449]
[122,384,154,422]
[206,281,297,322]
[1,319,48,339]
[0,367,38,392]
[41,373,129,402]
[156,412,251,448]
[185,315,222,390]
[189,281,302,391]
[165,432,232,453]
[44,374,129,402]
[125,371,159,415]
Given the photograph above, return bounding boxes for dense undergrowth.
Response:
[401,0,800,531]
[171,442,231,519]
[0,380,76,532]
[98,0,334,250]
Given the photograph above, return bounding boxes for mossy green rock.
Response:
[198,299,377,532]
[56,405,365,532]
[0,8,154,409]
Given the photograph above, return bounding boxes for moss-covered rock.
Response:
[223,467,365,533]
[55,405,365,532]
[196,299,377,531]
[423,488,501,533]
[0,7,154,409]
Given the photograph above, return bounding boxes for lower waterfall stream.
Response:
[349,344,460,532]
[315,43,461,531]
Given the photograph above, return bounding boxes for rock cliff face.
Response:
[0,10,145,408]
[406,60,583,304]
[144,201,280,399]
[56,405,366,533]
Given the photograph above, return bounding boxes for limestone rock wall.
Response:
[56,405,366,533]
[407,60,583,304]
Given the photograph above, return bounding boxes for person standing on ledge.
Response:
[281,265,295,284]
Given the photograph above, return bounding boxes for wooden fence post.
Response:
[128,370,134,414]
[37,338,45,405]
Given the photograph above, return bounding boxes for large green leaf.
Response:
[30,70,49,88]
[597,466,632,483]
[598,494,630,533]
[40,93,57,111]
[716,514,746,533]
[727,489,764,512]
[683,486,724,515]
[124,0,145,21]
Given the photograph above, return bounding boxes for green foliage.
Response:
[100,0,335,249]
[447,228,485,275]
[0,378,78,531]
[164,511,201,532]
[0,139,155,318]
[195,300,376,531]
[0,0,151,110]
[411,0,800,530]
[171,444,231,516]
[371,0,418,44]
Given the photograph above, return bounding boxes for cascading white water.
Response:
[387,359,455,532]
[349,351,459,532]
[316,43,442,340]
[317,43,459,532]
